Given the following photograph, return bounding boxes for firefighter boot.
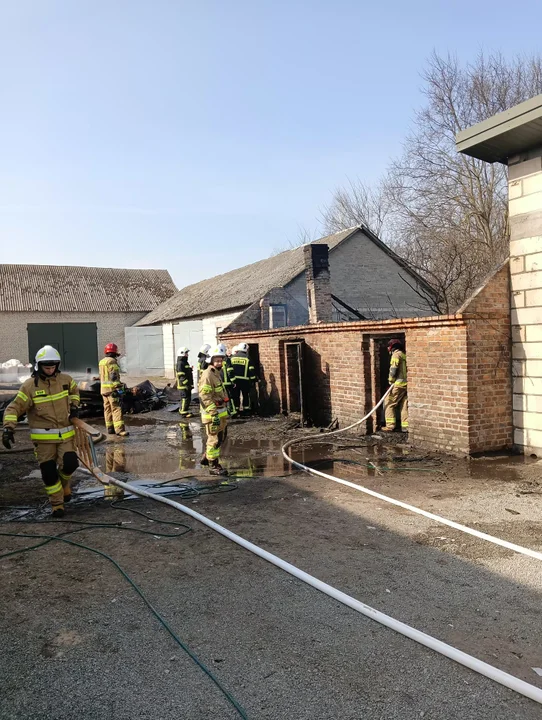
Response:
[201,454,209,467]
[209,460,228,477]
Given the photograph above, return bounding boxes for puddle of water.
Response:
[467,455,538,482]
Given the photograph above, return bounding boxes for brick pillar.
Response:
[304,244,332,324]
[509,150,542,455]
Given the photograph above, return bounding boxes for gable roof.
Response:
[136,228,357,326]
[136,226,434,325]
[0,265,177,313]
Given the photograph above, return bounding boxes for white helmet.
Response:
[238,342,249,353]
[199,343,211,356]
[35,345,61,371]
[177,347,189,357]
[208,345,226,360]
[217,342,227,354]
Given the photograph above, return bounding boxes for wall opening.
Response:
[284,341,305,424]
[365,333,406,431]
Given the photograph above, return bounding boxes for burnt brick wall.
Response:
[223,268,513,454]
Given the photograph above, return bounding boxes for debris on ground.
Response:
[77,378,169,417]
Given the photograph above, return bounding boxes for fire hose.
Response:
[71,417,542,707]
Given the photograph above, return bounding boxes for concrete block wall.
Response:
[508,151,542,454]
[0,311,145,364]
[285,230,434,319]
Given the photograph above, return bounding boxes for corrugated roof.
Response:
[456,94,542,163]
[136,227,433,325]
[0,265,177,313]
[136,228,357,326]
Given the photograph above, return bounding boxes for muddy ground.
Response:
[1,412,542,719]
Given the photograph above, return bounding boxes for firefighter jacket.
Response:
[389,350,407,388]
[3,372,80,443]
[176,357,194,390]
[231,354,257,383]
[197,355,209,374]
[99,356,122,396]
[198,366,229,423]
[222,356,235,387]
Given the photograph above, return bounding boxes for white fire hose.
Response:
[72,415,542,706]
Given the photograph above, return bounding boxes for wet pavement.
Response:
[1,412,539,522]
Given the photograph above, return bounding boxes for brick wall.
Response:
[0,310,146,363]
[222,265,513,455]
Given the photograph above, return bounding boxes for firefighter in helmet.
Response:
[382,338,408,432]
[197,344,211,378]
[217,342,237,417]
[175,346,194,418]
[230,342,257,414]
[2,345,80,517]
[198,345,230,476]
[99,343,129,437]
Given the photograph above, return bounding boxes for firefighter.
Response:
[218,342,237,417]
[198,346,230,476]
[197,344,211,380]
[175,347,194,418]
[99,343,129,437]
[382,339,408,432]
[2,345,80,517]
[230,343,257,414]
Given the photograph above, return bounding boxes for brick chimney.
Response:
[304,243,332,323]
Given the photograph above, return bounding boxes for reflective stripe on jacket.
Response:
[231,355,257,382]
[389,350,407,387]
[198,366,229,423]
[176,358,194,390]
[222,357,235,387]
[2,373,80,440]
[99,356,122,395]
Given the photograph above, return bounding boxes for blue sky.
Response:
[1,0,541,289]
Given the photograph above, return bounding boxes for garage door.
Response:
[124,325,165,376]
[27,323,99,374]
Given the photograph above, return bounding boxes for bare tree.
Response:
[321,51,542,312]
[321,178,390,239]
[269,224,319,256]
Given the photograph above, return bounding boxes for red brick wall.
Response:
[463,263,513,453]
[222,265,513,455]
[408,323,471,453]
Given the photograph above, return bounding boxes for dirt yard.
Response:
[1,413,542,719]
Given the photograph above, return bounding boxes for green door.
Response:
[27,323,99,374]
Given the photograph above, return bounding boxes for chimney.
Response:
[304,243,332,323]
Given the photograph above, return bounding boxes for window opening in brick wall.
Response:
[269,304,287,328]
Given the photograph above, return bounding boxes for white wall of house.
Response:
[285,232,434,320]
[159,311,243,378]
[202,311,243,348]
[0,310,146,364]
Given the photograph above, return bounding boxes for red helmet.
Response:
[104,343,119,355]
[387,339,402,352]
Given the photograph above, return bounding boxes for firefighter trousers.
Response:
[204,417,228,462]
[231,381,252,413]
[102,393,125,433]
[223,384,237,416]
[384,385,408,430]
[34,439,79,510]
[179,388,192,416]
